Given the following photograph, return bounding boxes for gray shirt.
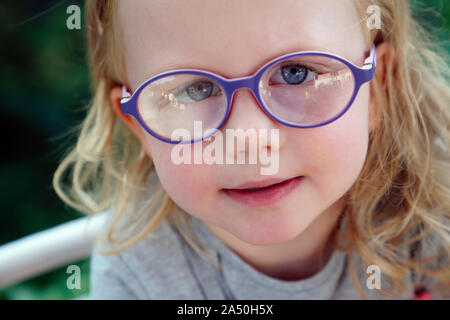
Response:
[88,210,445,300]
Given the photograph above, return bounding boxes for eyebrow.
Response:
[144,44,342,81]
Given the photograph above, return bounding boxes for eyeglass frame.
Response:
[120,44,377,144]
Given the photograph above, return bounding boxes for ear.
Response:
[369,42,395,133]
[109,86,152,157]
[374,42,395,87]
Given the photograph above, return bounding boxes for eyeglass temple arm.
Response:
[121,85,131,104]
[362,44,377,70]
[358,44,377,83]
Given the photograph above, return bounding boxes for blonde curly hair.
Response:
[53,0,450,299]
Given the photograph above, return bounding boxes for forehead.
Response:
[118,0,366,88]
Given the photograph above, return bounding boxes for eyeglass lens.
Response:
[137,54,355,141]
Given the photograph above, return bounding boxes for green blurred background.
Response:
[0,0,449,300]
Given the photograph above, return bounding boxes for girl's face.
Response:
[117,0,377,245]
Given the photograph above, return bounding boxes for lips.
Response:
[232,176,299,190]
[222,175,304,207]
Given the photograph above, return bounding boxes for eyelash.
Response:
[173,81,222,103]
[163,63,328,104]
[269,64,318,85]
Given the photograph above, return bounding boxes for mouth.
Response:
[221,175,304,207]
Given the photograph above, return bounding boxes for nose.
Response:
[222,88,285,162]
[225,88,277,130]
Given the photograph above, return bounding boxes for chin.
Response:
[239,216,309,246]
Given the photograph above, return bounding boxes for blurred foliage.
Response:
[0,0,449,300]
[0,0,89,300]
[0,258,90,300]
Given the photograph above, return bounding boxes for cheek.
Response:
[300,85,370,197]
[145,136,217,216]
[326,87,369,184]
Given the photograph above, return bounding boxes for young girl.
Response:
[53,0,450,299]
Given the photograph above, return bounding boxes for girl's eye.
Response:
[173,80,222,103]
[269,64,316,85]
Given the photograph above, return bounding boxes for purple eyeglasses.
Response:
[120,44,376,144]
